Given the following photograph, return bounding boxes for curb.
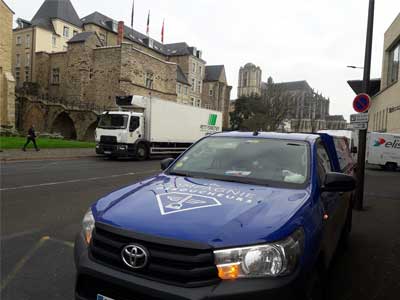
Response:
[1,155,99,163]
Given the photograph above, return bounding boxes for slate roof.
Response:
[67,31,96,44]
[81,11,198,58]
[31,0,82,32]
[273,80,312,92]
[176,65,189,85]
[204,65,224,82]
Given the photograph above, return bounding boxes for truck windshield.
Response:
[168,137,310,188]
[98,114,129,129]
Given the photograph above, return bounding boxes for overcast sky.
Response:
[7,0,400,120]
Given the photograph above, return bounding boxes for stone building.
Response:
[238,63,262,98]
[235,63,346,132]
[202,65,232,129]
[12,0,82,86]
[0,0,15,128]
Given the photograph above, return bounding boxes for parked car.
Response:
[74,132,356,300]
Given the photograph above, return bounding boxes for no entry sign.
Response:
[353,93,371,113]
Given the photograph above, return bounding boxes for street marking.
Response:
[0,236,50,291]
[48,237,74,248]
[0,229,42,241]
[0,170,159,191]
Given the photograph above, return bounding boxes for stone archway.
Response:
[83,121,98,141]
[23,105,46,133]
[51,112,77,140]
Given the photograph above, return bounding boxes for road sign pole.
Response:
[355,0,374,211]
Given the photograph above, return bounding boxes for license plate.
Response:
[104,151,112,155]
[97,294,115,300]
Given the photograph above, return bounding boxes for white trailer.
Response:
[366,132,400,171]
[95,96,222,159]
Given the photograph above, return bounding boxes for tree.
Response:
[230,78,293,131]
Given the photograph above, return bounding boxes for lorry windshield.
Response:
[168,137,309,187]
[98,114,129,129]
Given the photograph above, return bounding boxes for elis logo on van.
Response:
[374,138,400,149]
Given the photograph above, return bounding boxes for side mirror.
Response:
[161,158,175,170]
[321,172,356,192]
[351,146,358,154]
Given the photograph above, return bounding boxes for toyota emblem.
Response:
[121,244,149,269]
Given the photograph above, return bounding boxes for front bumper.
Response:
[74,233,303,300]
[96,143,136,157]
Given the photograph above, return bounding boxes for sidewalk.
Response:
[0,148,96,162]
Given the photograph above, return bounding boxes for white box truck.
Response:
[95,96,222,159]
[366,132,400,171]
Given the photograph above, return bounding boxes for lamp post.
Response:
[355,0,375,211]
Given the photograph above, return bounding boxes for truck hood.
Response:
[93,174,311,248]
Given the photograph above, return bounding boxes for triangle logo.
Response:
[156,192,222,215]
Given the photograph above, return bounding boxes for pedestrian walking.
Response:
[22,125,40,151]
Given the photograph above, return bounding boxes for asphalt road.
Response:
[1,158,399,300]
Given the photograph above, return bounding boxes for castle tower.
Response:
[237,63,262,98]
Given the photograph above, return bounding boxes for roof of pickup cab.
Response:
[213,131,321,142]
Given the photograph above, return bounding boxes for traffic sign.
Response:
[353,93,371,113]
[350,113,369,123]
[352,123,368,130]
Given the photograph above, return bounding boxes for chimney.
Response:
[117,21,124,45]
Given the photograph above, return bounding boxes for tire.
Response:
[136,143,148,161]
[385,162,397,172]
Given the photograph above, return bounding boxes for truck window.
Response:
[317,142,332,182]
[98,114,129,129]
[129,116,140,132]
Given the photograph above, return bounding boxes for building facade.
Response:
[235,63,345,132]
[0,0,15,128]
[368,13,400,133]
[12,0,82,86]
[238,63,262,98]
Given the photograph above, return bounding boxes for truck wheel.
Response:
[385,162,397,172]
[136,144,148,161]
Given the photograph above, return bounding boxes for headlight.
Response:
[82,208,95,244]
[214,228,304,279]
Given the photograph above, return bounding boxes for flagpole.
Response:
[130,0,134,28]
[161,19,165,44]
[146,10,150,36]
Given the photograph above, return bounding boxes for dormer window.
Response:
[112,21,118,32]
[63,26,69,38]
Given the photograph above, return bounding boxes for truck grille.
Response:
[90,223,219,287]
[100,135,117,144]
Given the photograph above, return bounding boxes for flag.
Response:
[161,19,165,43]
[130,0,134,28]
[146,10,150,35]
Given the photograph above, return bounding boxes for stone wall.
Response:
[0,0,16,128]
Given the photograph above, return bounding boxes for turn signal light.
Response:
[217,264,239,280]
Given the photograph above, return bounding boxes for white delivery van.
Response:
[95,95,223,159]
[366,132,400,171]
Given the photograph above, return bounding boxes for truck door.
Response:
[128,116,141,143]
[317,141,348,266]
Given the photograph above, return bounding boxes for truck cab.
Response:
[95,111,146,159]
[75,132,356,300]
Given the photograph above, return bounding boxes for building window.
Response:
[199,66,202,76]
[195,99,201,107]
[52,68,60,84]
[73,30,78,36]
[209,88,213,96]
[16,36,21,45]
[16,54,20,67]
[15,70,20,82]
[191,78,195,91]
[63,26,69,38]
[192,62,196,73]
[26,53,30,66]
[145,72,154,89]
[388,42,400,85]
[89,68,93,80]
[52,35,57,47]
[190,97,195,106]
[25,69,29,81]
[205,104,212,109]
[197,81,201,93]
[184,86,188,95]
[177,83,181,94]
[26,34,30,48]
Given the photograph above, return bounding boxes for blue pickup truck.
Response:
[74,132,356,300]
